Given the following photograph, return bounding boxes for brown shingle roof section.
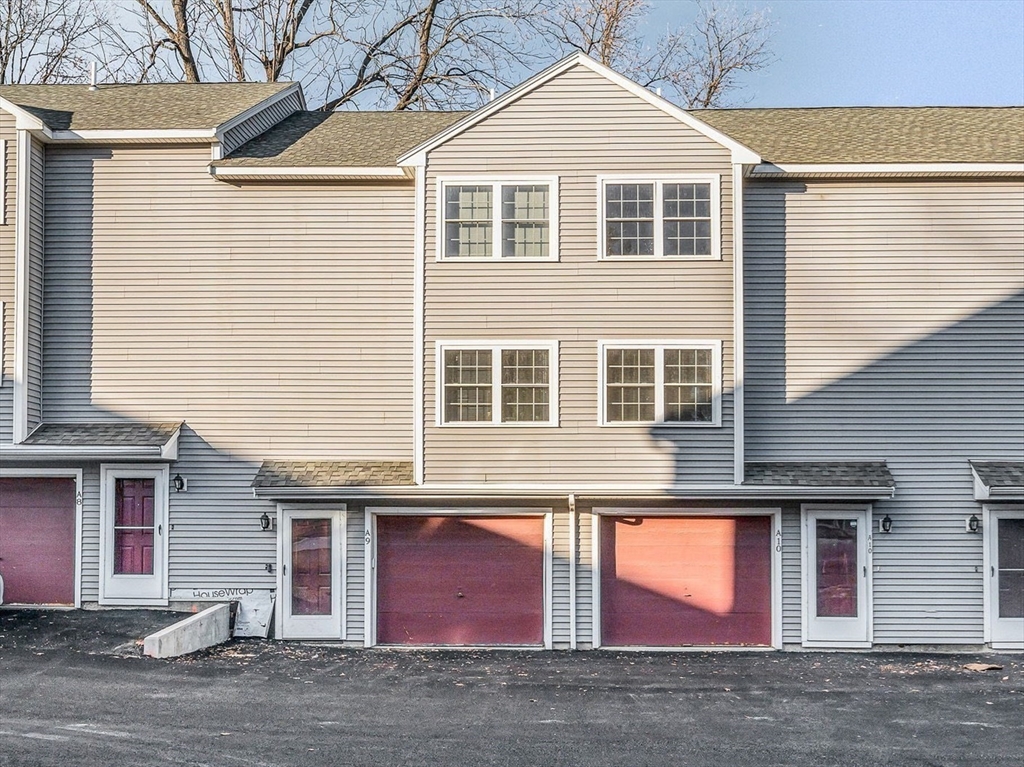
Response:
[744,461,895,488]
[22,422,183,447]
[0,82,292,131]
[970,461,1024,488]
[214,110,469,167]
[252,460,415,488]
[694,106,1024,164]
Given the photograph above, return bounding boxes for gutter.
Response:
[0,445,174,462]
[252,483,896,501]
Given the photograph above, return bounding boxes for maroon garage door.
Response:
[0,478,77,605]
[377,515,544,645]
[601,515,772,646]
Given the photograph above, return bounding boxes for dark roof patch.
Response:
[214,110,469,168]
[744,461,895,488]
[22,422,183,447]
[970,461,1024,488]
[1,82,292,131]
[252,460,415,488]
[695,106,1024,164]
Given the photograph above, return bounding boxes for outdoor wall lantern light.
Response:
[880,515,893,534]
[966,515,981,533]
[260,512,272,531]
[172,474,186,492]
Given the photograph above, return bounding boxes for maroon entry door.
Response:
[601,515,772,646]
[376,515,545,645]
[0,478,77,605]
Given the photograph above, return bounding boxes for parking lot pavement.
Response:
[1,609,1021,767]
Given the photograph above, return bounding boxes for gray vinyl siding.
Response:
[423,63,736,485]
[80,464,100,601]
[575,509,594,647]
[780,504,802,644]
[0,113,15,442]
[26,137,43,430]
[346,506,366,643]
[551,507,572,648]
[745,178,1024,645]
[220,89,303,157]
[42,144,416,595]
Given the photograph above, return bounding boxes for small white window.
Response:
[439,179,559,260]
[599,176,720,260]
[437,342,558,426]
[599,340,722,426]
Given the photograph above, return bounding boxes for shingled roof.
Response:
[695,106,1024,164]
[0,82,292,131]
[744,461,895,488]
[252,460,415,488]
[214,110,469,168]
[970,460,1024,500]
[22,421,183,447]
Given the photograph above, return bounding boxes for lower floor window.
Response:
[440,343,557,425]
[601,341,721,425]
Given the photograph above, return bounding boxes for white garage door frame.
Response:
[364,507,554,649]
[591,507,783,651]
[0,468,84,608]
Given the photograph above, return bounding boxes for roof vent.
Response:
[88,61,97,91]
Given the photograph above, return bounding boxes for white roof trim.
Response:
[396,52,761,167]
[971,464,1024,501]
[50,129,217,142]
[750,162,1024,177]
[210,165,411,180]
[213,82,304,141]
[0,445,170,461]
[0,97,52,136]
[253,482,893,501]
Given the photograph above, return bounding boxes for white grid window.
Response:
[440,179,558,260]
[601,341,721,426]
[600,177,719,260]
[439,343,558,425]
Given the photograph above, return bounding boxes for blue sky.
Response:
[646,0,1024,106]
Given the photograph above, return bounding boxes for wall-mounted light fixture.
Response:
[260,512,272,531]
[966,515,980,533]
[172,474,186,492]
[879,514,893,534]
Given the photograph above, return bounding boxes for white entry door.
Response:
[802,506,871,647]
[100,465,168,604]
[280,509,344,639]
[987,506,1024,650]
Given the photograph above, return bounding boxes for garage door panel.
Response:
[0,478,77,605]
[377,515,544,646]
[601,515,772,647]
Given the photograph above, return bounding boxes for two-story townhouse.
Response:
[1,53,1021,651]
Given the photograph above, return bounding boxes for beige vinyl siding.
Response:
[745,178,1024,645]
[220,89,303,156]
[43,144,415,595]
[423,63,736,484]
[575,509,593,646]
[26,137,43,430]
[0,113,15,442]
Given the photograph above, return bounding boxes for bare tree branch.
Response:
[1,0,110,84]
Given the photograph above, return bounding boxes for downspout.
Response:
[568,493,577,650]
[732,162,746,484]
[13,129,31,443]
[413,163,426,484]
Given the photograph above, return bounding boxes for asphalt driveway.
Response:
[1,609,1021,767]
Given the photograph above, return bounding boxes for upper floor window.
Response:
[439,179,558,261]
[599,340,722,426]
[599,176,720,260]
[438,342,558,426]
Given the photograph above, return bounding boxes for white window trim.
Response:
[597,339,722,427]
[98,464,170,606]
[597,174,721,261]
[436,176,560,262]
[435,340,559,427]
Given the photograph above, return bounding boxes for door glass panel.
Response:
[816,519,858,617]
[114,478,155,575]
[292,519,332,616]
[997,518,1024,619]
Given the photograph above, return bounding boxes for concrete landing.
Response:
[142,603,231,659]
